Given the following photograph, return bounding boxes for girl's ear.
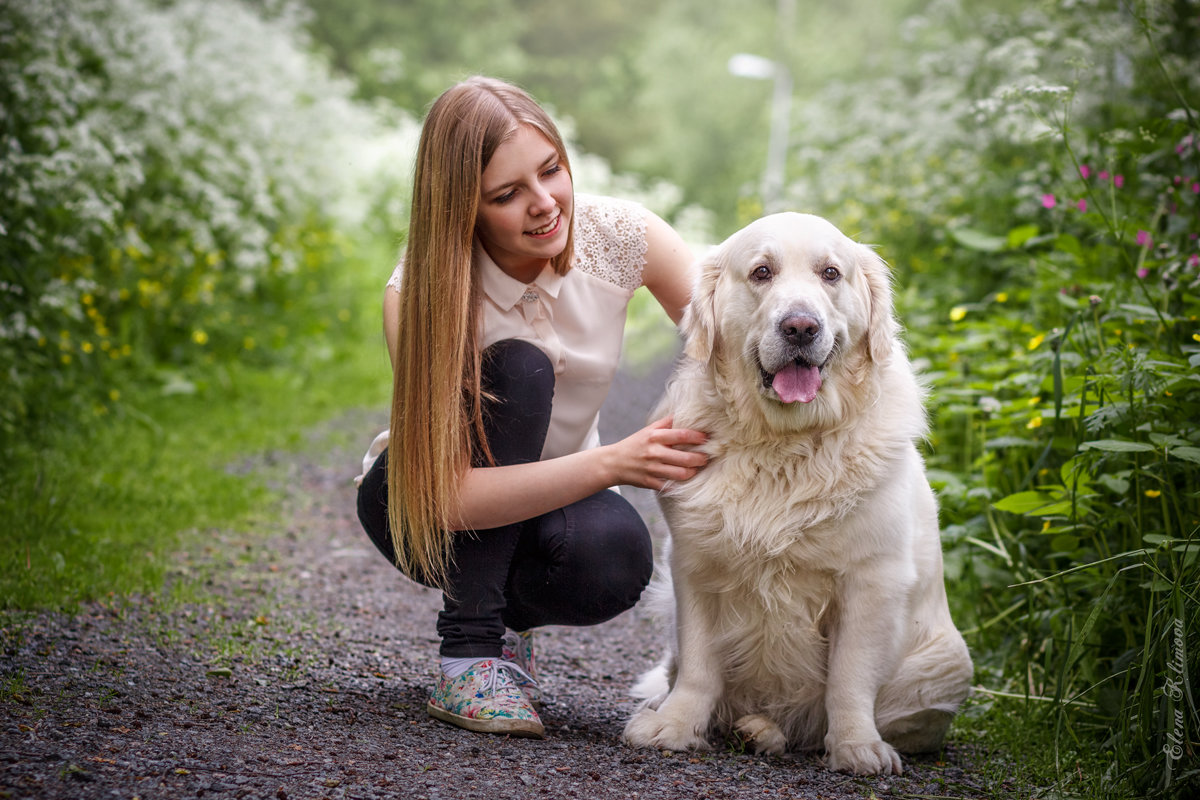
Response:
[681,247,722,363]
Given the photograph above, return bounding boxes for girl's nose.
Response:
[529,183,555,215]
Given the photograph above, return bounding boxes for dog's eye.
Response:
[821,266,841,282]
[750,265,772,282]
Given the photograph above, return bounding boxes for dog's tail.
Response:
[630,661,670,700]
[629,537,676,701]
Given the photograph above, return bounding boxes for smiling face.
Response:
[682,213,896,425]
[476,124,574,283]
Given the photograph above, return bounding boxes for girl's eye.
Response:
[543,164,562,178]
[751,265,772,282]
[492,190,515,205]
[822,266,841,282]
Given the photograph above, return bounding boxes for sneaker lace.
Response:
[482,659,536,697]
[502,631,537,684]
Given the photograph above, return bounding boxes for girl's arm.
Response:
[640,209,699,324]
[445,416,706,531]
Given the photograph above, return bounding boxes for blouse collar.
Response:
[476,239,566,311]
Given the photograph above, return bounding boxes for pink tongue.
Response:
[772,362,822,404]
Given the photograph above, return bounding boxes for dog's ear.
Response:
[681,247,722,362]
[861,246,897,364]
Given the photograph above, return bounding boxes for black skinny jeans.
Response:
[356,339,653,658]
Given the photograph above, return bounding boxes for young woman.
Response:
[355,76,707,739]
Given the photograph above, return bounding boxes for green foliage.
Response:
[0,0,416,446]
[0,235,391,610]
[864,2,1200,795]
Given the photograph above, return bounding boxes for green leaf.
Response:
[1007,224,1040,248]
[1169,446,1200,464]
[950,227,1007,252]
[1049,534,1080,553]
[1118,303,1160,318]
[993,491,1051,513]
[1080,439,1156,453]
[993,490,1070,516]
[1054,233,1083,258]
[985,436,1040,450]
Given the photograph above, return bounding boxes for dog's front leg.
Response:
[623,568,721,751]
[824,561,907,775]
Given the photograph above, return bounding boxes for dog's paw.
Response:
[733,714,787,755]
[623,707,711,752]
[825,736,903,776]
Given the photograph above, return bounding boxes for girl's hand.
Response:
[606,416,708,491]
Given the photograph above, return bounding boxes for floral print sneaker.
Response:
[501,629,542,705]
[426,659,544,738]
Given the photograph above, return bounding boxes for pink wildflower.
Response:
[1080,164,1091,179]
[1076,198,1087,212]
[1137,267,1150,279]
[1189,254,1199,269]
[1192,182,1199,194]
[1099,170,1110,180]
[1115,174,1125,188]
[1136,230,1152,247]
[1041,194,1057,209]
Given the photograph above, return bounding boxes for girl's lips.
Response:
[525,212,561,238]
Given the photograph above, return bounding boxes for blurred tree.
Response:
[299,0,526,110]
[295,0,949,234]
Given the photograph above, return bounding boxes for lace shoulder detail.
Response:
[571,194,648,292]
[385,260,403,292]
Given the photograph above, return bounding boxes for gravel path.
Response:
[1,359,1015,800]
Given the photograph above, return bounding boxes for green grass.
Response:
[0,247,393,612]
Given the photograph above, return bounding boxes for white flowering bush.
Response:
[0,0,418,437]
[785,0,1197,295]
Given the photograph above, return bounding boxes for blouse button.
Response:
[521,288,539,303]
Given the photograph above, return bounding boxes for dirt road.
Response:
[1,363,1011,799]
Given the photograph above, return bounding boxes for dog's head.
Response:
[681,213,897,426]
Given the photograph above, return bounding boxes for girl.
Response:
[356,76,707,739]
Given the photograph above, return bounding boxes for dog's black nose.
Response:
[780,314,821,347]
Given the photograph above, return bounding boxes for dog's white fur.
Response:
[622,213,972,776]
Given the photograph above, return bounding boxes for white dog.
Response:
[622,213,972,776]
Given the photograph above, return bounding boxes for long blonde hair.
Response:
[387,76,574,586]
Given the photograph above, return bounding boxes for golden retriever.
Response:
[622,213,973,775]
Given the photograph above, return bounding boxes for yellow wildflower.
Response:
[1028,333,1045,351]
[995,292,1008,303]
[1145,489,1162,498]
[949,306,967,322]
[1027,416,1043,429]
[192,330,209,345]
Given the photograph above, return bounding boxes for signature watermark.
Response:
[1162,617,1188,762]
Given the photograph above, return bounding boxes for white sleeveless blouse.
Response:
[356,193,649,483]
